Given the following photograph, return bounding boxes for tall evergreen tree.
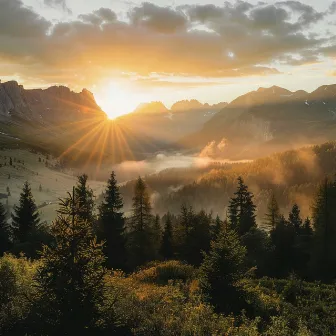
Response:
[127,177,154,268]
[152,214,162,259]
[175,204,193,260]
[199,226,247,314]
[228,177,256,236]
[264,192,280,229]
[75,174,95,224]
[0,202,10,255]
[185,210,212,266]
[212,215,223,240]
[160,213,174,260]
[311,178,336,281]
[98,171,126,270]
[270,215,296,277]
[288,203,302,234]
[35,189,106,335]
[11,181,40,243]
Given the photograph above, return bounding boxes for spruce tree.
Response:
[288,203,302,234]
[270,215,296,277]
[98,171,126,270]
[75,174,95,224]
[212,215,223,240]
[35,189,106,335]
[11,181,40,243]
[160,213,174,260]
[127,177,154,268]
[311,178,336,281]
[199,227,247,314]
[228,177,256,236]
[185,210,212,266]
[264,192,280,229]
[0,202,10,255]
[175,204,193,260]
[152,214,162,259]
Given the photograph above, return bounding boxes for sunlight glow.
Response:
[95,81,147,119]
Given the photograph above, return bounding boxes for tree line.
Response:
[0,172,336,334]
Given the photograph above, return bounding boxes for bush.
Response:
[132,260,196,285]
[0,254,38,335]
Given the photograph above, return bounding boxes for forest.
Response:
[0,150,336,335]
[120,142,336,222]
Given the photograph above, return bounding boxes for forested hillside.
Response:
[1,161,336,335]
[120,142,336,222]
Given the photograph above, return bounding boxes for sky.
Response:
[1,0,336,117]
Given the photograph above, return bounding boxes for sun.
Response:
[95,81,145,119]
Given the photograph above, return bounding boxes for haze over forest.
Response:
[1,0,336,335]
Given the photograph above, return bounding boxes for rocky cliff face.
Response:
[0,80,106,124]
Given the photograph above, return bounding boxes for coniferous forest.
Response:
[1,168,336,335]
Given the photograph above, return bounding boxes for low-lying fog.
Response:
[106,153,250,183]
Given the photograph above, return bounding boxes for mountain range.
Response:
[180,84,336,159]
[1,79,336,165]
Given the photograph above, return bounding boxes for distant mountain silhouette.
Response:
[117,99,228,143]
[0,80,105,123]
[180,84,336,158]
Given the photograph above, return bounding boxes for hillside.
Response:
[0,148,105,224]
[120,141,336,224]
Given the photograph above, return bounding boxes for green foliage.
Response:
[229,177,257,236]
[264,193,280,229]
[151,214,162,259]
[127,177,155,269]
[311,177,336,281]
[75,174,95,223]
[270,215,296,277]
[199,227,248,314]
[288,203,303,234]
[0,254,38,335]
[11,181,40,243]
[160,213,174,260]
[10,182,48,258]
[0,203,11,256]
[132,260,196,285]
[34,191,107,335]
[98,171,126,270]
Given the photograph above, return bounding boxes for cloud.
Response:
[79,8,117,25]
[0,0,335,88]
[129,2,188,33]
[44,0,72,14]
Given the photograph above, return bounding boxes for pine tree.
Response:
[11,181,40,243]
[199,227,247,314]
[75,174,95,224]
[311,178,336,281]
[127,177,154,268]
[175,204,194,261]
[0,202,11,255]
[98,171,126,270]
[264,192,280,229]
[288,203,302,234]
[160,213,174,260]
[212,215,223,240]
[35,189,106,335]
[185,210,212,266]
[228,177,256,236]
[270,215,296,277]
[303,217,313,236]
[150,214,162,259]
